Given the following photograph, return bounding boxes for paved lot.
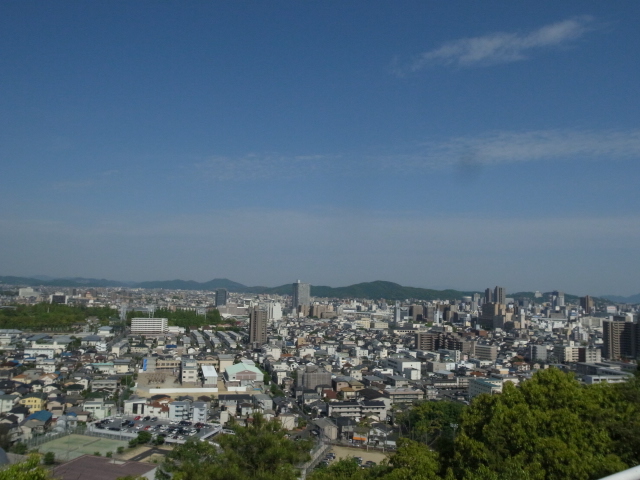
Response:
[328,445,389,465]
[93,416,221,443]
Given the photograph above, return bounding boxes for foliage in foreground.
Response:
[311,368,640,480]
[0,455,49,480]
[157,413,313,480]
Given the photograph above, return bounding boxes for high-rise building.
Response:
[409,304,424,322]
[394,302,401,324]
[551,290,565,308]
[215,289,228,307]
[580,295,594,314]
[603,316,637,360]
[249,307,268,347]
[292,280,311,309]
[494,286,506,305]
[484,288,493,304]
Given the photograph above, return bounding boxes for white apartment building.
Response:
[131,317,168,334]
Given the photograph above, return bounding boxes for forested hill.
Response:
[247,281,480,301]
[1,275,610,303]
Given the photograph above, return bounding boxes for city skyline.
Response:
[1,2,640,295]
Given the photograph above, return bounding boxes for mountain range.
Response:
[0,275,625,303]
[600,294,640,304]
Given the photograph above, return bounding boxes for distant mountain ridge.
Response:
[601,294,640,304]
[0,275,613,303]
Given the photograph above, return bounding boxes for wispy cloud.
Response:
[192,128,640,181]
[194,153,339,181]
[397,16,594,72]
[51,169,120,192]
[422,129,640,167]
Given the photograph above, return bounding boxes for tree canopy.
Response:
[0,303,115,330]
[310,368,640,480]
[158,413,312,480]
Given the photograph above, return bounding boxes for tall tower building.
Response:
[249,307,268,347]
[551,290,565,308]
[494,286,506,305]
[292,280,311,310]
[215,289,228,307]
[580,295,594,314]
[602,315,637,360]
[484,288,493,304]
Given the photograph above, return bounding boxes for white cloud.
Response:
[401,16,594,71]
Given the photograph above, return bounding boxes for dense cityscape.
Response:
[0,278,639,479]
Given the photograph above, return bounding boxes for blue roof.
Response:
[27,410,53,422]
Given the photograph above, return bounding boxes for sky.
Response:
[1,1,640,296]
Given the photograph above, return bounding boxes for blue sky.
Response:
[1,1,640,295]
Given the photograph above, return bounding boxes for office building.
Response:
[292,280,311,309]
[215,289,228,307]
[409,304,424,322]
[249,307,268,347]
[131,317,168,334]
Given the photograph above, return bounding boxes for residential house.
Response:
[19,392,47,413]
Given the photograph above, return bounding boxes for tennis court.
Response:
[38,434,128,462]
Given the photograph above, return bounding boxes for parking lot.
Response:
[92,415,222,443]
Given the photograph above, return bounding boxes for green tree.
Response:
[11,442,28,454]
[159,413,312,480]
[384,439,443,480]
[601,366,640,466]
[137,431,152,444]
[43,452,55,465]
[308,458,383,480]
[0,455,50,480]
[453,368,627,480]
[398,399,464,462]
